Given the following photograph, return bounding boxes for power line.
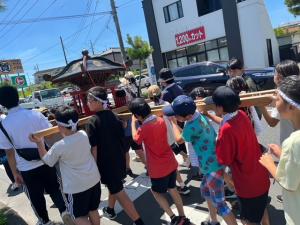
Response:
[0,11,112,26]
[93,15,112,47]
[23,15,108,63]
[84,0,100,44]
[68,0,93,47]
[0,0,58,50]
[0,0,29,34]
[0,0,39,39]
[0,0,22,24]
[118,0,136,8]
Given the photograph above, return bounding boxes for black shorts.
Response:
[151,170,177,193]
[106,179,124,195]
[65,182,101,218]
[239,192,269,223]
[123,136,142,152]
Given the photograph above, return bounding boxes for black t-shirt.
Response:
[86,110,126,183]
[161,83,184,103]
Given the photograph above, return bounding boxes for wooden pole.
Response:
[33,93,273,138]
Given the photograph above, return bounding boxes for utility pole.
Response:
[60,36,68,65]
[90,40,95,55]
[110,0,127,65]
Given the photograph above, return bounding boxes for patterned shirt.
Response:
[182,112,223,174]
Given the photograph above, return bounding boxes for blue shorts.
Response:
[200,170,231,217]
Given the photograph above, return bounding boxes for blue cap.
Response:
[163,95,196,117]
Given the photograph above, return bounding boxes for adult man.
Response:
[159,68,184,103]
[227,58,258,92]
[0,86,74,225]
[228,58,262,119]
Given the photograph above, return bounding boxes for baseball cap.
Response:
[163,95,196,117]
[158,68,174,82]
[204,86,240,112]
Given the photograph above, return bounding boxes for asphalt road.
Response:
[0,118,286,225]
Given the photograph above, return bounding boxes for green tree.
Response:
[127,34,153,97]
[285,0,300,16]
[0,0,6,11]
[274,27,286,37]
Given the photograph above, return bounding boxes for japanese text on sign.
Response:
[175,26,206,47]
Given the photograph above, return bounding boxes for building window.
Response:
[196,0,222,17]
[164,37,228,69]
[163,1,184,23]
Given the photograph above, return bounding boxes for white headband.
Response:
[88,93,108,109]
[278,90,300,110]
[56,119,78,132]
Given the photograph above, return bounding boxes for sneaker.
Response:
[10,182,20,191]
[225,189,237,199]
[177,186,190,195]
[61,211,76,225]
[170,216,180,225]
[176,216,191,225]
[103,207,117,220]
[277,195,283,203]
[201,222,220,225]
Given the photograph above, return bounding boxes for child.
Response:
[259,60,299,143]
[30,106,100,225]
[86,86,144,225]
[226,77,263,136]
[129,98,191,225]
[163,95,237,225]
[148,85,191,195]
[259,60,299,203]
[207,86,270,225]
[259,75,300,225]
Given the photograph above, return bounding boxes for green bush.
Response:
[0,209,7,225]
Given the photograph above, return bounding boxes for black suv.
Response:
[172,61,275,94]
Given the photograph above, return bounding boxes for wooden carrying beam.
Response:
[33,93,274,138]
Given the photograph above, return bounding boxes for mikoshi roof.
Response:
[51,56,125,89]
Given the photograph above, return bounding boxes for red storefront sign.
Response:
[175,26,206,47]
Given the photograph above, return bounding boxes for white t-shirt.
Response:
[0,107,49,171]
[276,130,300,225]
[43,130,100,194]
[271,108,294,144]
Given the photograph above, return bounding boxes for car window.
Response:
[174,66,204,77]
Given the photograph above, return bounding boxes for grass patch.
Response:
[0,209,7,225]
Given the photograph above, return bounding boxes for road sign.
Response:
[0,59,24,75]
[11,75,28,88]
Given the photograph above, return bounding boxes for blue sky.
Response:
[0,0,298,84]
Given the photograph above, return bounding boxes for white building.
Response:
[142,0,279,73]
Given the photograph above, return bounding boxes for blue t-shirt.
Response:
[182,113,223,174]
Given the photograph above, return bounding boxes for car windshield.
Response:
[40,89,61,100]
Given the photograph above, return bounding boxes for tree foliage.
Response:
[0,0,5,11]
[127,35,153,61]
[285,0,300,16]
[126,35,153,96]
[274,27,286,37]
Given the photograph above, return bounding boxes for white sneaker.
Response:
[10,182,20,191]
[61,211,76,225]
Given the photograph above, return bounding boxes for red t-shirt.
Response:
[133,117,178,178]
[216,110,270,198]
